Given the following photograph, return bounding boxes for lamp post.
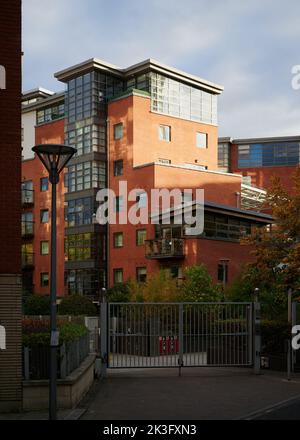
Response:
[32,144,75,420]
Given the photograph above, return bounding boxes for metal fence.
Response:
[23,333,90,380]
[104,302,253,369]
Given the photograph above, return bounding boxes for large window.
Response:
[37,103,64,125]
[65,233,98,261]
[66,161,106,192]
[238,142,300,168]
[203,213,253,241]
[151,73,218,125]
[65,197,95,227]
[66,125,106,156]
[66,268,104,297]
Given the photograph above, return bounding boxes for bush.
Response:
[22,320,88,346]
[261,319,290,354]
[107,282,130,302]
[179,265,222,302]
[59,294,97,316]
[129,270,180,302]
[23,295,50,315]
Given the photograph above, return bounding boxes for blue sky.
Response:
[23,0,300,138]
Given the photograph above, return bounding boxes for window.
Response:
[65,233,100,262]
[196,132,208,148]
[114,123,123,140]
[218,262,228,284]
[36,103,65,125]
[114,196,124,212]
[238,142,300,168]
[218,143,230,171]
[40,272,49,287]
[40,209,49,223]
[203,213,253,241]
[114,160,123,177]
[159,125,171,142]
[113,232,123,248]
[136,229,147,246]
[21,212,33,236]
[65,197,95,227]
[136,267,147,283]
[66,125,106,157]
[40,241,49,255]
[40,177,49,192]
[136,192,147,208]
[66,268,104,296]
[113,268,123,284]
[65,161,106,192]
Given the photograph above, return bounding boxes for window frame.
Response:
[113,232,124,248]
[40,240,49,256]
[114,123,124,140]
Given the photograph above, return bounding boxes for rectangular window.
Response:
[114,123,123,140]
[40,272,49,287]
[114,160,123,177]
[218,262,228,284]
[196,132,208,148]
[113,232,124,248]
[40,241,49,255]
[159,125,171,142]
[136,229,147,246]
[136,267,147,283]
[114,196,124,213]
[40,177,49,192]
[113,268,123,284]
[40,209,49,223]
[136,192,147,208]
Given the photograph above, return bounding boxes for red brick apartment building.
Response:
[0,0,22,412]
[218,136,300,193]
[22,58,272,299]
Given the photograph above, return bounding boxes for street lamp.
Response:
[32,144,75,420]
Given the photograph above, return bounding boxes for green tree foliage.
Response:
[23,294,50,315]
[129,270,180,302]
[179,265,222,302]
[107,282,130,303]
[59,294,97,316]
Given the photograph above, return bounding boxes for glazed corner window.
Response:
[114,196,124,213]
[40,272,49,287]
[159,125,171,142]
[40,241,49,255]
[136,267,147,283]
[114,123,123,140]
[113,232,123,248]
[136,229,147,246]
[40,177,49,192]
[196,132,208,148]
[113,268,123,284]
[114,160,123,177]
[40,209,49,223]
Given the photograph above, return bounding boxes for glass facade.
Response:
[238,142,300,168]
[150,73,217,125]
[65,161,106,192]
[202,214,253,241]
[65,197,96,227]
[66,268,105,297]
[218,143,230,171]
[66,124,106,156]
[65,232,103,262]
[36,103,64,125]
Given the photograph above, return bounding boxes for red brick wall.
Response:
[0,0,22,274]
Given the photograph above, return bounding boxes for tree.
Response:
[23,295,50,315]
[107,282,130,303]
[179,265,222,302]
[129,270,180,302]
[59,294,97,316]
[243,167,300,296]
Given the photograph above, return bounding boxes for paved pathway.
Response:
[80,368,300,420]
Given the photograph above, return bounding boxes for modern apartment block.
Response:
[218,136,300,193]
[22,58,272,298]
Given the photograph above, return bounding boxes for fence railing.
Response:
[23,333,90,380]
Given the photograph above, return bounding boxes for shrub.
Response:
[22,320,88,346]
[58,294,97,316]
[129,270,180,302]
[107,282,130,302]
[23,295,50,316]
[179,265,222,302]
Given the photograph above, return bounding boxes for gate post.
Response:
[178,304,184,376]
[253,301,261,375]
[292,302,297,373]
[100,300,108,378]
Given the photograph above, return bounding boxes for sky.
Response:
[22,0,300,138]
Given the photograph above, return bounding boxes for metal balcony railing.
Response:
[22,252,34,269]
[145,238,185,259]
[22,189,34,206]
[21,221,34,237]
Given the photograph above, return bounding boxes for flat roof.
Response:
[54,57,224,95]
[218,135,300,144]
[22,91,65,114]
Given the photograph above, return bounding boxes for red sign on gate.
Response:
[159,336,179,354]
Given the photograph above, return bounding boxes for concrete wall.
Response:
[22,111,36,160]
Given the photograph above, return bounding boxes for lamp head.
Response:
[32,144,76,183]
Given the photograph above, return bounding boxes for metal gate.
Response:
[101,302,255,370]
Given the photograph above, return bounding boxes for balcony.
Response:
[145,238,185,259]
[22,189,34,207]
[22,252,34,269]
[21,221,34,238]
